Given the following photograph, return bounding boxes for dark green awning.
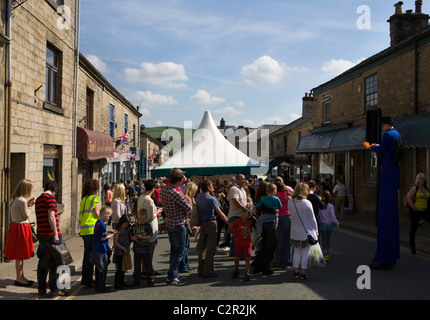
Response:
[395,112,430,148]
[297,131,337,154]
[330,126,367,152]
[297,126,367,154]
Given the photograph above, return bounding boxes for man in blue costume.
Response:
[364,116,401,269]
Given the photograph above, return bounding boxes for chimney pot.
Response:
[416,0,423,13]
[394,1,404,14]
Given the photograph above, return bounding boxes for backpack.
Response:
[403,185,417,209]
[393,137,403,162]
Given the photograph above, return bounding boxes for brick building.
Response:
[298,1,430,216]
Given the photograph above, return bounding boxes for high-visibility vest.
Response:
[79,195,100,236]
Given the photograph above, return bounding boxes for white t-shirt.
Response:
[137,194,158,242]
[227,184,247,219]
[333,184,347,196]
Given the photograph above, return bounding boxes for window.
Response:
[86,88,94,130]
[323,95,331,124]
[46,0,64,9]
[365,151,377,183]
[46,45,61,106]
[43,145,62,203]
[124,114,128,134]
[109,105,115,138]
[365,74,378,110]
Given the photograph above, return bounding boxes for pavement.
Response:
[1,210,430,300]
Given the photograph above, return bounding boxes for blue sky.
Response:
[79,0,429,129]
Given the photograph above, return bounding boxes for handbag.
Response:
[189,204,200,227]
[30,222,38,243]
[122,253,132,272]
[40,243,73,269]
[292,199,318,245]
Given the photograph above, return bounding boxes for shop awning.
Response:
[297,126,367,154]
[269,157,290,168]
[330,126,367,152]
[77,127,114,160]
[395,112,430,148]
[297,131,337,154]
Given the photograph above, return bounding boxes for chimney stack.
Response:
[302,93,314,118]
[388,1,430,46]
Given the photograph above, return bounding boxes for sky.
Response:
[79,0,430,129]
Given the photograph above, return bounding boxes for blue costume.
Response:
[370,127,401,266]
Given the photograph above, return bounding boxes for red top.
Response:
[230,218,252,247]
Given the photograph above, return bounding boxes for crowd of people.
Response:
[4,167,429,296]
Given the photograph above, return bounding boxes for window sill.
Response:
[44,102,65,116]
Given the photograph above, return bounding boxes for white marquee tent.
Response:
[151,111,268,177]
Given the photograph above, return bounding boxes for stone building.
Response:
[298,1,430,215]
[0,1,142,254]
[269,93,314,182]
[6,0,79,243]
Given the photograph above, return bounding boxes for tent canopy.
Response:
[151,111,268,177]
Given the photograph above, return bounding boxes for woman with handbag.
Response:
[406,173,430,254]
[4,179,36,287]
[288,183,318,280]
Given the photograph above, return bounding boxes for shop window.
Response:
[365,151,377,183]
[43,145,62,203]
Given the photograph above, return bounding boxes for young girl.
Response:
[113,214,131,289]
[318,190,340,261]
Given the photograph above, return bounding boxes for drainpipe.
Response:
[72,0,81,235]
[414,40,419,115]
[2,0,12,262]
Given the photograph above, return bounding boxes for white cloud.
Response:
[243,119,255,126]
[190,90,225,105]
[288,113,301,122]
[267,116,283,124]
[87,55,108,73]
[131,90,178,107]
[322,57,366,76]
[155,120,164,126]
[124,62,188,88]
[234,101,245,108]
[242,56,285,85]
[213,106,242,117]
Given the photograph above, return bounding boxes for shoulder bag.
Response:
[293,199,318,245]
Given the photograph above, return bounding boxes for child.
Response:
[113,214,131,289]
[92,205,117,292]
[228,209,253,281]
[255,183,282,236]
[251,183,282,275]
[318,190,340,261]
[131,209,154,287]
